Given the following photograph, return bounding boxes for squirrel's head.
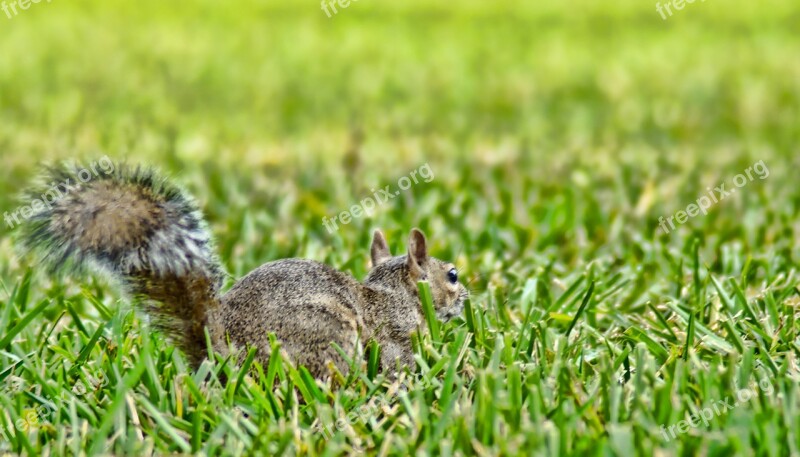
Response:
[367,228,468,321]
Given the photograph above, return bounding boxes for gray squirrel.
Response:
[20,163,468,379]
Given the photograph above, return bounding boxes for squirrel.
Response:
[19,163,468,380]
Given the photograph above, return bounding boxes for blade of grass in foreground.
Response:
[69,320,110,376]
[567,281,595,337]
[418,281,441,342]
[138,396,192,452]
[88,352,149,455]
[0,298,50,351]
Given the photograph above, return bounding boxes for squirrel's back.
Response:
[222,259,366,375]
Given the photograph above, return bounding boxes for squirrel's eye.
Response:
[447,268,458,284]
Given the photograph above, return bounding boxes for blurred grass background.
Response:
[1,0,798,274]
[1,0,800,455]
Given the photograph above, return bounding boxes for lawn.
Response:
[1,0,799,455]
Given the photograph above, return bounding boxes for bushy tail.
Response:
[19,162,226,367]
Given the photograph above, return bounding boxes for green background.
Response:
[0,0,798,455]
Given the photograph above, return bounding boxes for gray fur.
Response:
[20,163,468,380]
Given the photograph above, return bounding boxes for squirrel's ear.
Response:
[370,229,392,266]
[407,228,428,275]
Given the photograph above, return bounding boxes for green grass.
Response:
[1,0,800,455]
